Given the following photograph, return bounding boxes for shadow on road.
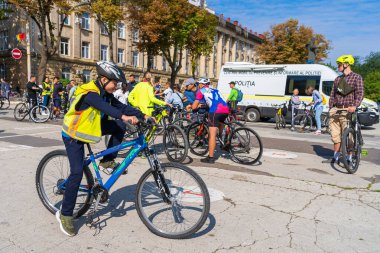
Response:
[312,144,333,159]
[76,182,216,238]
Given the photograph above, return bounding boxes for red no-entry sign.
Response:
[12,48,22,60]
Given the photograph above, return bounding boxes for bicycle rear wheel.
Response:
[280,115,286,128]
[294,115,312,132]
[31,105,50,123]
[187,122,209,156]
[172,118,192,132]
[14,102,28,121]
[136,163,210,239]
[341,128,361,174]
[163,124,189,163]
[229,127,263,164]
[35,150,94,218]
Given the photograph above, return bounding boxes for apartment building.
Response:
[0,1,262,89]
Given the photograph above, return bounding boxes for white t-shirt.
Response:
[113,89,129,104]
[163,88,173,103]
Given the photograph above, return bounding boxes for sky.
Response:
[206,0,380,64]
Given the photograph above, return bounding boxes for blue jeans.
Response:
[43,95,50,107]
[314,106,323,130]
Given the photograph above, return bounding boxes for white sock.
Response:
[334,152,340,160]
[348,154,352,161]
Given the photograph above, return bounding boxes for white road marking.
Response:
[263,149,298,159]
[0,130,61,139]
[14,126,56,130]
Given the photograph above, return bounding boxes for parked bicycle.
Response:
[187,111,263,165]
[294,102,329,133]
[13,93,51,123]
[272,102,287,130]
[106,105,189,163]
[340,108,364,174]
[36,120,210,239]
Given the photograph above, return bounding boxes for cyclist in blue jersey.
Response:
[192,77,229,163]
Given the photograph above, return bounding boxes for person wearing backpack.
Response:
[227,81,241,112]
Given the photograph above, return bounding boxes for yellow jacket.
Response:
[62,81,102,143]
[128,81,166,116]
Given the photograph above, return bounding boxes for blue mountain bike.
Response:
[35,121,210,239]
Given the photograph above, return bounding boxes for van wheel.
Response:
[246,108,260,122]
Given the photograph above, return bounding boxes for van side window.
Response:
[285,75,321,96]
[322,81,333,96]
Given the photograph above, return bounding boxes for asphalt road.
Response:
[0,106,380,253]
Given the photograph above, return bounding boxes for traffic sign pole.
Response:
[26,20,31,80]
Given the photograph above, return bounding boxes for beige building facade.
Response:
[0,2,262,90]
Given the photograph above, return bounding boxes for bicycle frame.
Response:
[59,133,149,194]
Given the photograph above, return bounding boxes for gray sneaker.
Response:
[55,211,76,236]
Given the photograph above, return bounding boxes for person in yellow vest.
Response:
[57,61,149,237]
[128,71,170,116]
[41,76,52,107]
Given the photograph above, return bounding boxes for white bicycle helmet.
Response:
[197,77,210,85]
[96,61,127,84]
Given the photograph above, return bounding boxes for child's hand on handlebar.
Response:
[122,115,139,125]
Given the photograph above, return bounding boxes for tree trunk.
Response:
[108,30,114,62]
[38,50,48,86]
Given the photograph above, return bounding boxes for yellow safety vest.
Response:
[42,82,52,96]
[62,80,102,143]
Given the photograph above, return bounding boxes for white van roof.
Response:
[222,62,338,80]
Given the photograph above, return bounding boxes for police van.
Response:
[217,62,379,126]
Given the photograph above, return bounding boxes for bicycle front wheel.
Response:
[136,163,210,239]
[31,105,50,123]
[230,127,263,165]
[35,150,94,218]
[14,102,28,121]
[163,124,189,163]
[341,128,361,174]
[187,122,209,156]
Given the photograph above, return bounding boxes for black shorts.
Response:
[208,113,228,127]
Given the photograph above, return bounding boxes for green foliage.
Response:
[363,71,380,102]
[350,52,380,102]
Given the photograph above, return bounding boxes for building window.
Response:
[132,51,139,67]
[213,45,217,77]
[83,70,91,83]
[285,75,321,96]
[117,48,124,64]
[60,38,69,56]
[100,45,108,61]
[81,12,90,30]
[100,23,108,35]
[132,29,139,42]
[0,63,6,79]
[0,30,8,51]
[185,50,189,75]
[0,1,9,10]
[60,14,70,26]
[62,67,71,80]
[149,56,155,69]
[205,57,209,76]
[118,23,125,39]
[81,42,90,59]
[162,57,167,71]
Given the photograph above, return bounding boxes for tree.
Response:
[128,0,217,84]
[8,0,80,84]
[186,10,218,78]
[352,52,380,79]
[90,0,125,62]
[256,19,331,64]
[363,71,380,102]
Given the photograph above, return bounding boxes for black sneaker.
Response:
[200,156,216,164]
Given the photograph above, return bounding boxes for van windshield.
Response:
[322,81,334,96]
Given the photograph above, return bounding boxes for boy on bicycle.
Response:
[192,77,230,164]
[57,61,149,236]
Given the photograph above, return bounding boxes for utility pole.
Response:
[25,14,31,80]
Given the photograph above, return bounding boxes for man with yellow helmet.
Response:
[323,54,364,164]
[57,61,150,237]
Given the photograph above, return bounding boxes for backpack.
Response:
[235,88,243,103]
